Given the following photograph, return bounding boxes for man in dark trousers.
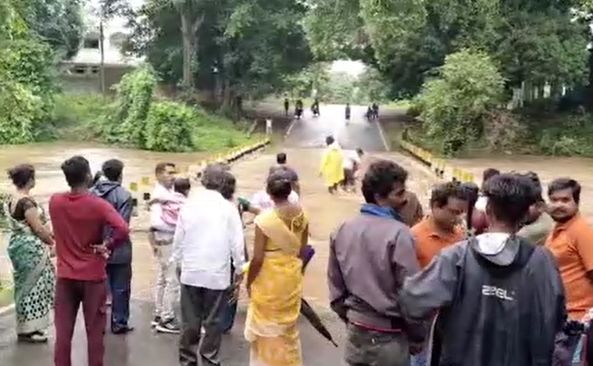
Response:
[91,159,134,334]
[50,156,129,366]
[284,98,290,116]
[328,160,426,366]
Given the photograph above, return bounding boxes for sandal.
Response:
[18,331,48,344]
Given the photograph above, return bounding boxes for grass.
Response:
[52,93,260,152]
[0,285,13,308]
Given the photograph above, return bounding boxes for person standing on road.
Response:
[320,136,344,194]
[284,98,290,117]
[272,152,300,195]
[546,178,593,363]
[172,165,246,366]
[409,182,467,366]
[516,172,553,246]
[400,174,565,366]
[328,160,425,366]
[50,155,129,366]
[148,162,181,334]
[6,164,55,343]
[91,159,134,334]
[245,170,309,366]
[345,103,351,123]
[295,99,303,119]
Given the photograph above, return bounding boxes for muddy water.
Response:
[451,155,593,221]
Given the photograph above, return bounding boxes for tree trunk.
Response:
[99,20,106,95]
[180,14,194,90]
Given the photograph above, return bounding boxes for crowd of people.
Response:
[3,145,593,366]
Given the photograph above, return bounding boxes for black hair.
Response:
[430,182,468,208]
[325,136,335,146]
[61,156,91,188]
[482,168,500,184]
[362,160,408,204]
[155,162,175,175]
[102,159,124,182]
[8,164,35,189]
[219,171,236,200]
[276,153,287,164]
[174,177,191,197]
[92,171,104,186]
[548,177,581,204]
[522,171,543,202]
[267,170,292,200]
[484,174,536,226]
[201,164,229,191]
[460,182,479,230]
[356,148,364,156]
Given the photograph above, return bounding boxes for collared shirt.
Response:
[412,217,464,269]
[171,189,246,290]
[546,214,593,320]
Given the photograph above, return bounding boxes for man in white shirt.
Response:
[172,165,246,366]
[342,148,363,192]
[148,162,181,333]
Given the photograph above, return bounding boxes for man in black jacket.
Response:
[400,174,566,366]
[92,159,134,334]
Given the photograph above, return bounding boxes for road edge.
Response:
[284,118,298,139]
[376,120,391,151]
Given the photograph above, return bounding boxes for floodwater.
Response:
[451,155,593,221]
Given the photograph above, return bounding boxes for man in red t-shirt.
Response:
[50,156,129,366]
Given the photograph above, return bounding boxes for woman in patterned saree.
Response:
[245,170,309,366]
[6,164,55,343]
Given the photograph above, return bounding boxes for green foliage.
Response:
[356,67,390,103]
[418,50,505,155]
[104,66,157,146]
[53,94,114,140]
[145,101,194,152]
[0,80,43,144]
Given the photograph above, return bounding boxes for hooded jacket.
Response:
[91,179,133,264]
[400,234,566,366]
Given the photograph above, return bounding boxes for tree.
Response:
[417,50,505,155]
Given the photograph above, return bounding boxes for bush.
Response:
[0,80,43,144]
[417,49,505,155]
[483,110,526,151]
[144,101,194,152]
[103,66,157,145]
[52,94,114,140]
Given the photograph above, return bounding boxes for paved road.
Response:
[0,300,345,366]
[284,104,388,151]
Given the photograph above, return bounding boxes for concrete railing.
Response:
[400,140,475,184]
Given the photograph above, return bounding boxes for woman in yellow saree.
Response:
[245,171,309,366]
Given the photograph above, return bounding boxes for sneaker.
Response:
[156,318,181,334]
[151,316,161,328]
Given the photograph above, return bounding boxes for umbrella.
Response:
[299,244,339,347]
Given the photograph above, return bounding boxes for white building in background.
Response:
[59,3,143,93]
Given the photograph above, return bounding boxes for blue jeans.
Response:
[106,263,132,329]
[411,349,428,366]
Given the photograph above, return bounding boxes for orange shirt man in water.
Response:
[546,178,593,321]
[412,182,467,269]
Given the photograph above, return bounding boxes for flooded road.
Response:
[451,155,593,221]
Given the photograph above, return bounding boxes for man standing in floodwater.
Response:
[50,155,129,366]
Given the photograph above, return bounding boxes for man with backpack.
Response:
[400,173,565,366]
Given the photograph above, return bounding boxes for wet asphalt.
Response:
[0,300,346,366]
[284,104,388,152]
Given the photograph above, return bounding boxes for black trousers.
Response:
[179,285,226,366]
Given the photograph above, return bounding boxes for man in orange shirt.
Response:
[412,182,467,269]
[546,178,593,321]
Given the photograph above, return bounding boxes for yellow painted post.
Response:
[140,177,150,186]
[129,182,138,192]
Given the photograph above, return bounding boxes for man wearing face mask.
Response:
[328,160,425,366]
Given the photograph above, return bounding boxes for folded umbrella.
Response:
[300,244,339,347]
